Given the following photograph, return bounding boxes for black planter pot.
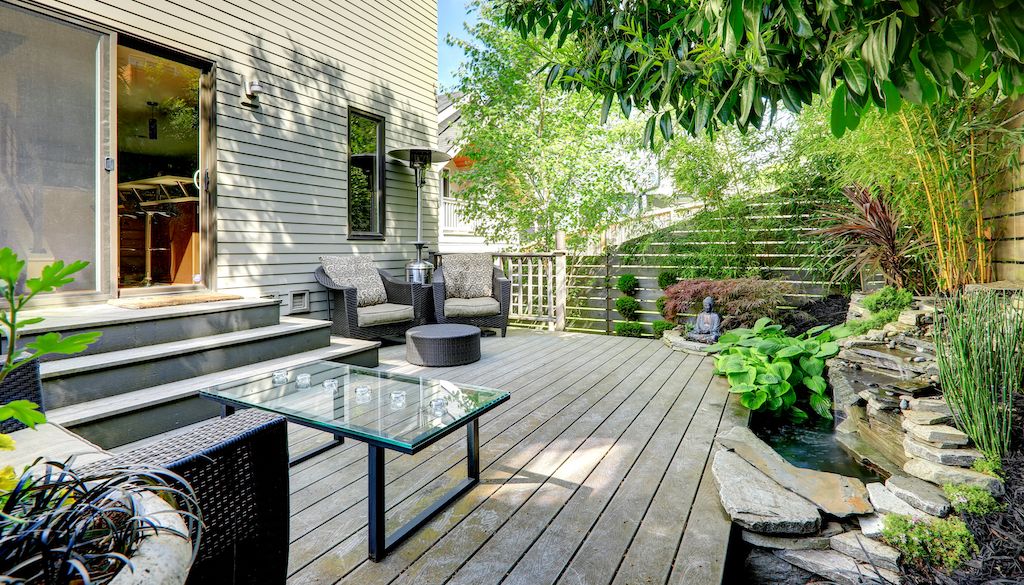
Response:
[0,360,43,433]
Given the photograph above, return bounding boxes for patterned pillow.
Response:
[443,253,494,299]
[320,255,387,307]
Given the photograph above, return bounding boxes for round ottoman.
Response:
[406,324,482,367]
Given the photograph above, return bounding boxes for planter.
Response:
[0,360,41,433]
[107,491,192,585]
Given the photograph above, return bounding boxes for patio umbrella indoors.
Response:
[387,147,452,284]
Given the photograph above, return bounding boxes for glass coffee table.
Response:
[199,361,509,561]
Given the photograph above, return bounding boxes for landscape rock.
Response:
[898,309,933,327]
[776,549,901,585]
[901,419,969,446]
[830,530,902,572]
[884,475,951,517]
[716,427,873,517]
[866,482,936,521]
[660,330,711,355]
[907,397,952,416]
[859,514,886,538]
[712,450,821,534]
[903,436,983,467]
[741,522,844,550]
[901,409,950,426]
[744,549,816,585]
[904,458,1004,496]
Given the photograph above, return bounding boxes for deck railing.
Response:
[440,197,476,234]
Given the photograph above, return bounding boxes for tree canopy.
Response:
[498,1,1024,140]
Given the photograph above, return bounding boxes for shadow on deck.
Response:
[284,329,745,585]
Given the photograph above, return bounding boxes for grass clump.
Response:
[615,321,645,337]
[971,455,1003,478]
[943,484,1005,516]
[657,270,679,289]
[882,514,977,571]
[845,308,900,336]
[615,296,641,321]
[863,286,914,313]
[652,320,675,339]
[616,274,640,296]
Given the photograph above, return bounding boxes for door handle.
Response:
[192,170,201,191]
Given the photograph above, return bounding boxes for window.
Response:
[348,110,385,239]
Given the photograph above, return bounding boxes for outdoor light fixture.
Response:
[245,78,265,99]
[387,147,452,284]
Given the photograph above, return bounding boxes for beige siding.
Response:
[990,100,1024,282]
[23,0,440,318]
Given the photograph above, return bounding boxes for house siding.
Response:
[18,0,440,318]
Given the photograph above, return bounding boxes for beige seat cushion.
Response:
[443,253,493,299]
[320,255,387,307]
[444,297,500,318]
[5,423,110,472]
[356,302,415,327]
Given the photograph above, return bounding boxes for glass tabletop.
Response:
[199,361,509,452]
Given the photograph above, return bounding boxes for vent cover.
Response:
[289,290,311,314]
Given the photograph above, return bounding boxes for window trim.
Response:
[347,107,386,241]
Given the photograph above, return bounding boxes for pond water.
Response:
[750,414,884,483]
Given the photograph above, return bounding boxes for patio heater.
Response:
[387,147,452,284]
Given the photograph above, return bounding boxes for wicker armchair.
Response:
[432,265,511,336]
[314,266,425,340]
[2,370,290,585]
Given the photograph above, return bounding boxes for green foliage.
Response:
[935,291,1024,461]
[707,318,849,421]
[655,296,668,317]
[614,321,645,338]
[972,455,1003,478]
[882,514,978,571]
[943,484,1005,516]
[501,2,1024,140]
[615,296,641,321]
[845,308,900,336]
[863,286,914,313]
[663,278,789,330]
[652,320,675,339]
[657,271,678,290]
[615,274,640,296]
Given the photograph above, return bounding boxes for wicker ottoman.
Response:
[405,324,482,367]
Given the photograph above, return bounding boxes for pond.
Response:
[750,413,884,483]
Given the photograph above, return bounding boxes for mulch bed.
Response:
[778,295,850,336]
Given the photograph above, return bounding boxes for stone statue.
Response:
[686,296,723,343]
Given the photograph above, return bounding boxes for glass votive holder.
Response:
[430,398,447,417]
[296,373,312,389]
[271,370,288,386]
[355,385,372,404]
[390,390,406,409]
[323,379,339,393]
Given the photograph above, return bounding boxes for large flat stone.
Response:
[866,482,936,521]
[712,450,821,534]
[745,549,817,585]
[903,458,1004,496]
[776,549,901,585]
[859,514,886,538]
[716,426,873,517]
[741,522,845,550]
[901,419,969,446]
[831,530,902,572]
[903,436,983,467]
[907,397,952,416]
[901,409,950,426]
[884,475,950,517]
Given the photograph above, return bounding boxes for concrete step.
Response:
[54,337,380,448]
[41,317,332,409]
[6,299,282,359]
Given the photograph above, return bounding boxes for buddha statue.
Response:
[686,296,722,343]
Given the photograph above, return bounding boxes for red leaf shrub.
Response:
[662,278,790,330]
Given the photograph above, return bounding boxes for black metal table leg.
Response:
[368,444,386,561]
[289,434,345,467]
[221,404,236,418]
[467,419,480,479]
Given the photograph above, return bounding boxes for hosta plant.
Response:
[707,318,851,422]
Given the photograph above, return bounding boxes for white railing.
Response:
[441,197,476,234]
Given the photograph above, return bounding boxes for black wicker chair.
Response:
[432,265,511,336]
[314,266,425,340]
[1,369,290,585]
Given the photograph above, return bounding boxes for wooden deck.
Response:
[284,329,745,585]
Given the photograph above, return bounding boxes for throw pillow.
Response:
[443,253,494,299]
[320,255,387,307]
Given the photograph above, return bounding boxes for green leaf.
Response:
[768,360,793,381]
[659,111,674,140]
[725,0,744,57]
[739,73,756,124]
[782,0,812,38]
[546,64,561,88]
[24,259,90,296]
[756,340,783,355]
[789,406,809,423]
[898,0,919,17]
[776,345,804,359]
[781,387,798,408]
[727,366,758,386]
[729,383,757,394]
[830,82,847,137]
[799,356,825,377]
[752,317,772,332]
[809,392,834,419]
[23,331,103,361]
[600,94,614,123]
[841,59,868,96]
[0,248,26,286]
[803,324,830,338]
[815,341,840,358]
[754,373,780,386]
[882,80,902,114]
[805,375,828,394]
[990,13,1024,63]
[0,400,46,429]
[740,389,768,410]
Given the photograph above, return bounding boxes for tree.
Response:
[498,1,1024,139]
[448,4,647,250]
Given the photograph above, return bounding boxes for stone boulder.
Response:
[776,549,901,585]
[901,409,950,426]
[859,514,886,538]
[901,419,969,446]
[744,549,817,585]
[904,458,1004,496]
[711,450,821,534]
[907,397,952,416]
[830,530,902,572]
[866,482,937,521]
[884,475,950,517]
[903,437,983,467]
[741,522,845,550]
[716,426,873,517]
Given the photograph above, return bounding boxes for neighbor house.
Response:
[1,0,440,319]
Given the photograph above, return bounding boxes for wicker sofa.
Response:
[431,265,511,337]
[314,266,425,340]
[2,363,290,585]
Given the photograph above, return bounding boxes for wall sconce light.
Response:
[245,78,265,100]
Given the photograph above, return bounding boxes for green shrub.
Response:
[616,274,640,296]
[657,270,679,290]
[615,321,645,337]
[943,484,1005,516]
[971,455,1002,478]
[845,308,900,336]
[863,286,913,313]
[615,296,641,321]
[656,296,668,317]
[882,514,977,571]
[652,320,675,339]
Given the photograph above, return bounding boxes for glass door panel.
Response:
[0,3,106,293]
[116,44,202,288]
